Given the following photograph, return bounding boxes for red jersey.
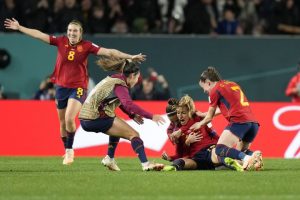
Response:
[166,122,189,160]
[180,116,218,157]
[285,73,300,102]
[49,36,100,88]
[209,80,257,123]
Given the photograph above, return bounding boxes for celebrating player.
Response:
[4,18,146,165]
[79,58,165,171]
[162,95,244,171]
[190,67,263,171]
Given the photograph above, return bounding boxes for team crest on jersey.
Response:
[77,45,83,52]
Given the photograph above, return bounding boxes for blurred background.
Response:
[1,0,300,102]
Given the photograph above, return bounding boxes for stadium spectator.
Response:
[89,5,109,33]
[190,66,263,171]
[79,58,165,171]
[285,66,300,102]
[0,83,7,100]
[273,0,300,34]
[4,18,146,165]
[182,0,218,34]
[216,8,243,35]
[0,0,18,32]
[2,0,300,35]
[131,68,171,100]
[33,76,55,100]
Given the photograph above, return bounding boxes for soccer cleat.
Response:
[101,155,120,171]
[253,151,264,171]
[242,155,255,171]
[224,157,244,172]
[162,165,177,172]
[63,149,74,165]
[142,162,164,171]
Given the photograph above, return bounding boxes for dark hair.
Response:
[166,98,179,116]
[123,61,140,77]
[96,57,139,77]
[200,66,222,82]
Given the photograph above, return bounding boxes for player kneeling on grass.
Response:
[161,95,243,171]
[79,58,165,171]
[190,67,263,171]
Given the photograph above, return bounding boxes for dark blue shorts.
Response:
[80,117,115,133]
[55,85,87,109]
[192,145,216,170]
[225,122,259,143]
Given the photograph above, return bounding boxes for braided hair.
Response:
[166,98,179,116]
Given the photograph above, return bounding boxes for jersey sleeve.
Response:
[114,84,153,119]
[88,42,101,55]
[49,35,60,46]
[209,89,219,108]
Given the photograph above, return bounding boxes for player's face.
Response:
[67,24,82,45]
[177,106,189,125]
[199,80,211,94]
[127,72,140,88]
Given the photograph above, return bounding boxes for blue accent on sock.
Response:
[244,149,253,156]
[238,152,246,160]
[172,159,185,170]
[107,136,120,158]
[131,137,148,163]
[66,132,75,149]
[216,144,245,160]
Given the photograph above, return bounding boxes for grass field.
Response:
[1,157,299,200]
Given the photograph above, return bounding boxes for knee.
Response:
[128,131,140,141]
[215,144,227,157]
[59,119,66,128]
[65,115,75,126]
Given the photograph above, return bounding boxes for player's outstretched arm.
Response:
[190,106,216,130]
[4,18,50,44]
[97,47,146,63]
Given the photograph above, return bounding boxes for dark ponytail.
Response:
[122,61,140,77]
[166,98,179,116]
[200,66,222,82]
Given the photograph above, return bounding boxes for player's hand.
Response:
[189,122,201,131]
[185,132,203,146]
[162,151,171,161]
[4,18,20,31]
[133,114,144,125]
[170,129,182,140]
[131,53,146,63]
[152,114,165,125]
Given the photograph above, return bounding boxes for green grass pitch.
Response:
[0,157,299,200]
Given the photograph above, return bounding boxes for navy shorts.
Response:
[55,85,87,109]
[225,122,259,143]
[192,145,216,170]
[80,117,115,133]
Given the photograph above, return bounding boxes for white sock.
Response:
[243,155,251,162]
[141,161,149,167]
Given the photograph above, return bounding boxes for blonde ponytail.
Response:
[96,57,126,72]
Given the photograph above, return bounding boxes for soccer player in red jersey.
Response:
[4,18,146,165]
[190,67,263,171]
[163,95,243,171]
[285,66,300,102]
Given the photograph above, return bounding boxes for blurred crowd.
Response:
[2,0,300,35]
